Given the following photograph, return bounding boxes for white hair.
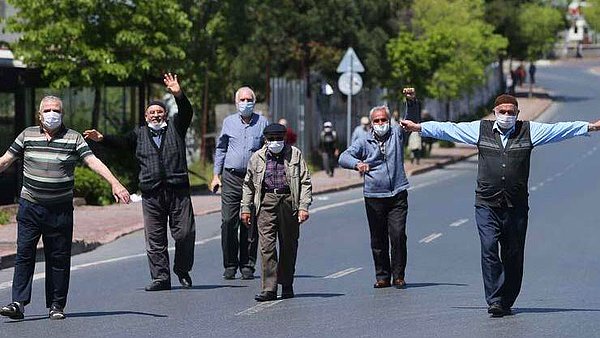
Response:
[39,95,63,112]
[368,105,390,120]
[234,86,256,103]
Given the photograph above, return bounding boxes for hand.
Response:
[298,210,309,224]
[356,162,370,174]
[83,129,104,142]
[112,183,130,204]
[334,148,340,157]
[589,120,600,132]
[241,212,251,227]
[163,73,181,97]
[210,175,221,193]
[402,87,415,99]
[400,119,422,132]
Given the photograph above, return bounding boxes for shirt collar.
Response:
[492,121,515,136]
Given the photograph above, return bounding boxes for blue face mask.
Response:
[238,101,255,117]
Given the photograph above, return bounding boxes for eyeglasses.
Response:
[42,109,61,114]
[494,109,517,116]
[372,118,388,124]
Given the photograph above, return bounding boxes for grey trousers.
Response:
[221,170,257,272]
[142,186,195,281]
[257,193,300,293]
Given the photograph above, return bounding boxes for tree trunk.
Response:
[91,86,102,129]
[265,50,271,108]
[200,68,209,163]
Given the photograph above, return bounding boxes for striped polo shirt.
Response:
[8,125,93,205]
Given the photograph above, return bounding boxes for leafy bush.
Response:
[0,210,11,225]
[74,166,131,206]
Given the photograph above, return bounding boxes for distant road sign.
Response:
[336,47,365,73]
[338,72,363,96]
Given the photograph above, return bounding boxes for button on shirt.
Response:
[420,120,589,147]
[214,113,269,174]
[263,151,288,190]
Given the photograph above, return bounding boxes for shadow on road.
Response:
[293,274,325,279]
[551,95,592,103]
[405,282,468,289]
[4,310,167,323]
[453,306,600,314]
[293,293,344,298]
[171,284,248,290]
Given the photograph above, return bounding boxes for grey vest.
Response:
[136,119,190,192]
[476,120,533,208]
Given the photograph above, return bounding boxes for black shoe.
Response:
[144,280,171,291]
[49,304,65,320]
[254,291,277,302]
[223,269,236,280]
[392,278,406,289]
[373,279,391,288]
[241,269,254,280]
[0,302,24,320]
[281,286,294,299]
[487,303,506,317]
[176,271,192,288]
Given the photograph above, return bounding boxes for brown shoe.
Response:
[373,279,391,288]
[393,278,406,289]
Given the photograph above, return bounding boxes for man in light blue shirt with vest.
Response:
[401,94,600,317]
[211,86,269,280]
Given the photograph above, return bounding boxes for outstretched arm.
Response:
[83,155,131,204]
[401,120,480,145]
[530,121,596,147]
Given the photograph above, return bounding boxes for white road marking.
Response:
[315,196,330,201]
[324,267,363,279]
[0,235,222,291]
[449,218,469,227]
[311,198,363,213]
[419,233,443,243]
[236,300,284,316]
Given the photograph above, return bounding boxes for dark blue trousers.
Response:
[475,205,528,308]
[12,198,73,308]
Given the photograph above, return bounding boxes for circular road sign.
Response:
[338,72,363,96]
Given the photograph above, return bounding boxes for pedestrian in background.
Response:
[210,86,269,280]
[401,94,600,317]
[339,105,410,290]
[351,116,371,143]
[408,131,422,165]
[0,95,130,321]
[319,121,338,177]
[528,63,536,84]
[241,123,312,302]
[84,73,195,292]
[278,118,297,146]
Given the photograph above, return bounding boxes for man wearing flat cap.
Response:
[84,73,196,291]
[401,93,600,317]
[241,123,312,302]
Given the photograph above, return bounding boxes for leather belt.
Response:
[263,187,291,194]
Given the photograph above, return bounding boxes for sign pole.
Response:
[346,54,353,148]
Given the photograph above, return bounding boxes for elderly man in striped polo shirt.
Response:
[0,95,130,321]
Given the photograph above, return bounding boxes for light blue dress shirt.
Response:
[420,120,589,147]
[214,113,269,174]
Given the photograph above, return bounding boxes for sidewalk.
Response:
[0,86,552,269]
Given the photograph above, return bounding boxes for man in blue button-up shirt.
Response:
[401,94,600,317]
[210,87,269,280]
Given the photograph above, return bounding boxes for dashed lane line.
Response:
[235,300,284,316]
[323,267,363,279]
[419,233,443,244]
[449,218,469,227]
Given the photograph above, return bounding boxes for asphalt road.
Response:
[2,60,600,337]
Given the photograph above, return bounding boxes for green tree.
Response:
[516,3,564,61]
[5,0,191,128]
[388,0,507,119]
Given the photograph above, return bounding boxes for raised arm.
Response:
[83,155,131,204]
[165,73,194,133]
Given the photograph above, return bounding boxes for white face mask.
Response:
[41,111,62,131]
[372,123,390,137]
[495,113,517,129]
[238,101,255,118]
[148,121,167,131]
[267,140,285,154]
